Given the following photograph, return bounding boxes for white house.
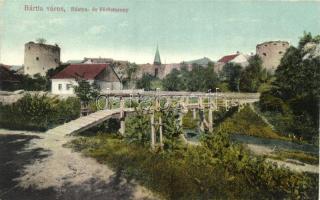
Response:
[51,64,122,95]
[214,52,250,73]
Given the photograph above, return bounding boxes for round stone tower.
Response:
[256,41,289,73]
[24,41,60,76]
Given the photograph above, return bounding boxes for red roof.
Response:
[217,54,239,63]
[52,64,107,79]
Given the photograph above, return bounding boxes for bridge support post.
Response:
[119,97,125,136]
[225,100,229,111]
[150,111,155,150]
[198,96,204,132]
[193,108,197,119]
[159,116,163,149]
[199,109,204,132]
[208,107,213,132]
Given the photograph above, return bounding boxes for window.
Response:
[28,47,31,50]
[58,84,62,90]
[36,57,39,61]
[54,58,59,63]
[264,44,268,47]
[263,53,267,56]
[279,51,283,54]
[66,84,72,90]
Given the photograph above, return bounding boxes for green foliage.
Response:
[221,62,242,91]
[0,93,80,131]
[161,106,184,151]
[260,33,320,143]
[270,149,319,165]
[218,106,285,140]
[162,69,183,91]
[298,31,320,49]
[239,55,266,92]
[68,132,318,199]
[136,74,155,91]
[162,64,219,92]
[73,79,100,105]
[259,92,286,112]
[125,106,151,146]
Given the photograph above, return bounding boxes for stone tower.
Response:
[24,41,60,76]
[256,41,289,73]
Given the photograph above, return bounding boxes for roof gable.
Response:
[217,54,239,63]
[52,64,107,80]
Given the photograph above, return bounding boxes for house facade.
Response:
[51,64,121,95]
[214,52,250,73]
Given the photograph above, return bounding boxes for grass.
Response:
[67,133,319,200]
[219,106,288,140]
[269,150,319,165]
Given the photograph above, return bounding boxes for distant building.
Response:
[182,57,213,68]
[24,41,61,76]
[51,64,121,95]
[256,41,289,73]
[82,57,114,64]
[215,52,250,73]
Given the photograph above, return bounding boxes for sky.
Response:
[0,0,319,65]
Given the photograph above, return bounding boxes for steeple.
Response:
[153,45,161,65]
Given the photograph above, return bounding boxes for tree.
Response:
[260,32,320,142]
[222,63,242,91]
[73,78,100,106]
[298,31,320,49]
[239,55,264,92]
[136,74,154,90]
[162,69,183,91]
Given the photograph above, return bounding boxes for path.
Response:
[0,127,157,200]
[249,103,275,130]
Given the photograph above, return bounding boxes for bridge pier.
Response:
[119,98,126,135]
[150,111,155,150]
[208,107,213,132]
[159,116,163,149]
[192,108,197,119]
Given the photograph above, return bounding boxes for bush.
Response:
[259,92,286,112]
[68,132,318,199]
[219,106,285,139]
[0,93,80,131]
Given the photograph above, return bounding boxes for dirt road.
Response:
[0,129,157,200]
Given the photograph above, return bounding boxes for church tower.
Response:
[154,45,161,65]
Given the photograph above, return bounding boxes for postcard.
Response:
[0,0,319,199]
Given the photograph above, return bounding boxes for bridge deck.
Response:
[46,108,134,135]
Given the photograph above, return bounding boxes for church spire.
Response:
[154,45,161,65]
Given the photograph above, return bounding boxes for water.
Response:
[183,129,319,155]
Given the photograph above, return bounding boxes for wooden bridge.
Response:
[46,92,260,148]
[46,108,134,135]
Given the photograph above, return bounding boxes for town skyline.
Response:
[0,0,320,65]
